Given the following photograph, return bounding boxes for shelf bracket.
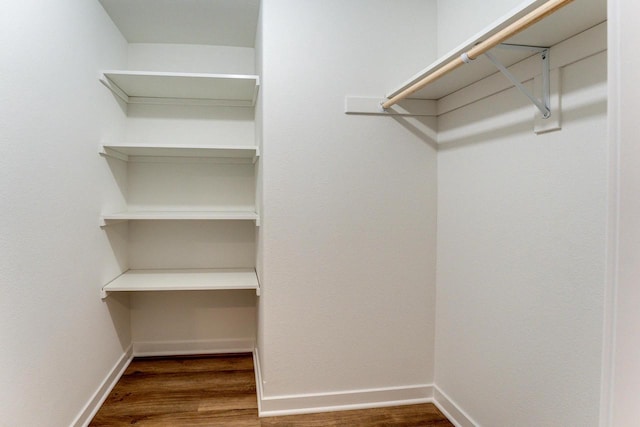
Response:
[99,217,128,228]
[99,74,129,104]
[100,270,127,300]
[255,270,261,296]
[99,145,129,162]
[483,44,551,119]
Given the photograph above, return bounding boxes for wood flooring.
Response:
[89,354,453,426]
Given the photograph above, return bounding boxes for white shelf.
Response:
[100,70,260,107]
[100,144,260,163]
[387,0,606,100]
[101,268,260,298]
[101,210,260,225]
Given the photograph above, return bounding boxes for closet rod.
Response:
[381,0,573,110]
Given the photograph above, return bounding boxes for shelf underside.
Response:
[101,210,260,224]
[101,70,259,106]
[388,0,606,100]
[102,268,259,296]
[101,144,259,162]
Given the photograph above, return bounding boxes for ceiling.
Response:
[98,0,260,47]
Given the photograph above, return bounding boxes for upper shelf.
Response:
[386,0,606,101]
[100,70,260,107]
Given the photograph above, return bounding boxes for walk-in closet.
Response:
[3,0,638,426]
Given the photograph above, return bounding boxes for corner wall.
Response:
[434,32,608,427]
[606,0,640,424]
[257,0,439,414]
[0,1,129,425]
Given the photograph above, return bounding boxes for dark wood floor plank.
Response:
[261,404,453,427]
[93,409,262,427]
[198,394,259,411]
[90,354,454,427]
[124,354,254,375]
[113,371,256,394]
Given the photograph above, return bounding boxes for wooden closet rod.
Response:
[381,0,574,110]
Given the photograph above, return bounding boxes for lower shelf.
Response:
[101,268,260,299]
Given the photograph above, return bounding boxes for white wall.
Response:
[435,42,607,427]
[0,1,129,426]
[607,0,640,425]
[257,0,439,409]
[437,0,526,56]
[124,44,256,148]
[127,43,255,74]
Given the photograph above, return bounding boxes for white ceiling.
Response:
[99,0,260,47]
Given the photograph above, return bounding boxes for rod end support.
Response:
[460,52,475,64]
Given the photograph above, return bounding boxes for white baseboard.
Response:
[433,386,479,427]
[259,385,435,418]
[133,338,255,357]
[252,348,264,415]
[253,348,476,425]
[253,350,433,417]
[72,345,133,427]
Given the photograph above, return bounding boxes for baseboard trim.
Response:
[254,347,436,418]
[257,374,433,418]
[72,345,133,427]
[133,338,255,357]
[433,386,479,427]
[259,385,434,417]
[252,348,264,415]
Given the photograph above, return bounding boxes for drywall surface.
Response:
[124,44,256,147]
[435,49,607,425]
[258,0,438,404]
[127,43,255,74]
[128,220,258,354]
[608,0,640,424]
[0,0,129,426]
[436,0,529,56]
[130,289,257,355]
[123,103,255,147]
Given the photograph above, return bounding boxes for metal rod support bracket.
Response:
[460,52,474,64]
[485,44,551,119]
